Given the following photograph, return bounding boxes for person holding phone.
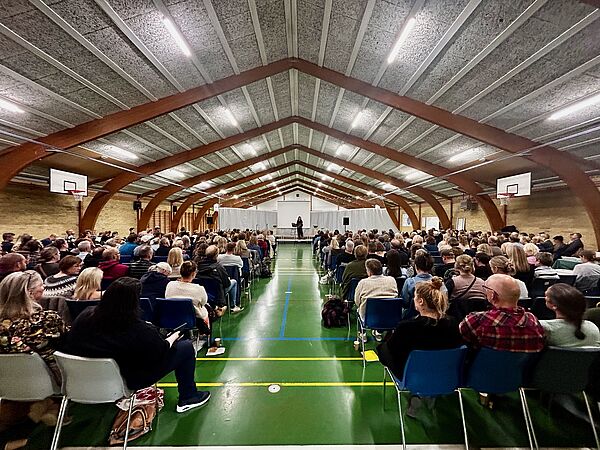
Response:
[63,277,210,413]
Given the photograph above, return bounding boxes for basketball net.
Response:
[68,190,85,202]
[497,192,514,206]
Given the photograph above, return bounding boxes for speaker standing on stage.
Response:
[296,216,304,239]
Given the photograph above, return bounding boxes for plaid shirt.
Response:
[459,306,545,352]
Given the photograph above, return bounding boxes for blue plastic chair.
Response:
[139,297,155,323]
[66,300,100,323]
[223,265,245,306]
[119,254,132,264]
[522,346,600,449]
[530,297,555,320]
[357,297,403,367]
[528,277,559,299]
[193,277,224,308]
[557,274,577,286]
[463,347,537,449]
[100,278,113,292]
[395,276,407,294]
[383,346,468,450]
[347,277,363,303]
[155,298,196,330]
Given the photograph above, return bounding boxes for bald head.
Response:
[485,274,520,307]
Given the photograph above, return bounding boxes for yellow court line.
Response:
[158,382,384,388]
[195,357,363,361]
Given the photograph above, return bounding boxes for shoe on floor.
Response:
[231,306,244,313]
[177,391,211,413]
[215,306,227,317]
[372,330,383,342]
[358,332,367,343]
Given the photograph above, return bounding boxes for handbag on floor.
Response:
[108,386,164,445]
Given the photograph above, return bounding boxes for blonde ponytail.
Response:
[415,276,448,318]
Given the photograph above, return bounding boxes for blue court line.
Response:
[222,337,353,341]
[279,277,293,337]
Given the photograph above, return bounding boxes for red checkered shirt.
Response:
[459,306,545,352]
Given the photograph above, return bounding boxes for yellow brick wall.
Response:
[0,184,170,239]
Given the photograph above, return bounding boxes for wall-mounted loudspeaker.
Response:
[172,205,178,213]
[133,200,142,211]
[343,217,349,226]
[206,216,213,225]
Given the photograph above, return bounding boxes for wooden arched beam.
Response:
[385,205,401,230]
[137,145,293,229]
[296,145,450,229]
[188,202,216,233]
[80,117,294,231]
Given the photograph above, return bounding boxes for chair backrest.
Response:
[223,265,240,282]
[347,277,364,302]
[466,347,535,394]
[335,264,347,284]
[155,298,196,330]
[558,274,577,286]
[432,256,442,265]
[530,297,556,320]
[517,297,533,309]
[66,299,100,322]
[528,277,559,298]
[402,346,468,396]
[193,277,222,304]
[395,276,407,293]
[529,346,600,393]
[0,353,59,400]
[100,278,113,291]
[54,351,131,403]
[151,256,168,263]
[330,253,339,271]
[139,297,155,323]
[119,254,132,264]
[363,298,403,330]
[585,296,600,309]
[241,257,250,274]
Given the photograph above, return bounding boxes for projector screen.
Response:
[277,201,311,228]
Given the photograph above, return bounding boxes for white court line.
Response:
[63,446,588,450]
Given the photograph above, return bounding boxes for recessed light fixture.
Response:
[387,17,416,64]
[321,174,333,181]
[351,110,365,128]
[0,98,24,113]
[317,182,323,187]
[225,109,238,127]
[548,92,600,120]
[162,17,191,57]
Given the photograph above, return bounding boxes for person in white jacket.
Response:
[165,261,210,333]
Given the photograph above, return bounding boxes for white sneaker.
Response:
[358,332,367,343]
[372,330,383,342]
[231,306,243,313]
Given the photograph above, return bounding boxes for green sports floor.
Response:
[5,244,598,449]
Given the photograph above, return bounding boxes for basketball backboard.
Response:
[496,172,531,198]
[49,168,88,196]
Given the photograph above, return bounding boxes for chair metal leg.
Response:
[382,368,387,411]
[397,389,407,450]
[519,388,536,450]
[457,389,469,450]
[358,317,366,368]
[122,393,136,449]
[583,391,600,450]
[50,396,68,450]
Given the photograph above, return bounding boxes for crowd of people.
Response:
[0,226,276,419]
[314,227,600,382]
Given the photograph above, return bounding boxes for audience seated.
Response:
[167,247,184,279]
[541,283,600,347]
[459,274,545,352]
[119,233,139,256]
[155,237,172,257]
[337,240,356,265]
[43,255,82,298]
[83,246,105,268]
[401,252,435,320]
[573,250,600,292]
[558,232,584,258]
[505,243,534,286]
[433,248,456,278]
[129,245,154,279]
[354,258,398,325]
[217,242,243,269]
[489,256,528,299]
[98,248,129,280]
[76,240,92,261]
[1,232,15,254]
[473,252,492,280]
[0,271,67,382]
[34,246,60,279]
[445,255,487,321]
[196,245,239,312]
[235,240,251,259]
[524,243,539,265]
[73,267,103,300]
[165,261,210,334]
[63,277,210,413]
[366,241,386,265]
[377,277,462,379]
[341,244,368,299]
[141,262,172,301]
[533,252,560,279]
[383,249,405,278]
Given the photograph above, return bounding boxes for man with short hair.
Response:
[217,242,243,268]
[197,245,241,313]
[129,245,154,279]
[98,247,129,280]
[120,233,139,256]
[559,233,584,258]
[0,253,27,282]
[354,259,398,322]
[77,240,92,261]
[1,232,15,254]
[341,245,368,299]
[533,252,559,279]
[433,248,456,278]
[337,240,356,265]
[459,274,545,352]
[552,235,567,259]
[487,236,503,256]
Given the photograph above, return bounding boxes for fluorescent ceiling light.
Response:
[367,190,374,196]
[0,98,24,113]
[233,194,239,199]
[336,144,350,155]
[448,150,476,163]
[404,170,426,181]
[387,17,417,64]
[321,174,333,181]
[196,181,212,189]
[162,17,191,57]
[382,183,396,191]
[246,143,257,156]
[225,109,238,127]
[270,182,278,187]
[218,189,227,195]
[327,163,342,172]
[317,182,323,187]
[157,168,185,179]
[263,174,272,180]
[351,110,365,128]
[548,92,600,121]
[106,145,138,161]
[252,162,266,171]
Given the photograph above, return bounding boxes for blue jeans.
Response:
[146,339,198,400]
[225,279,238,307]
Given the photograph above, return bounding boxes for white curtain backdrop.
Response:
[219,208,277,230]
[310,208,398,232]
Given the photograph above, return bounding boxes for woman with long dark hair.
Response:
[542,283,600,347]
[63,277,210,413]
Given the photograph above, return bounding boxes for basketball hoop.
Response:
[68,190,85,202]
[497,192,515,206]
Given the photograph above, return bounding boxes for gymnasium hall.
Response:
[1,0,600,449]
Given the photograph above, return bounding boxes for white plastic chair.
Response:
[51,351,135,450]
[0,353,61,407]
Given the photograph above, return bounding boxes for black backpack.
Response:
[321,297,349,328]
